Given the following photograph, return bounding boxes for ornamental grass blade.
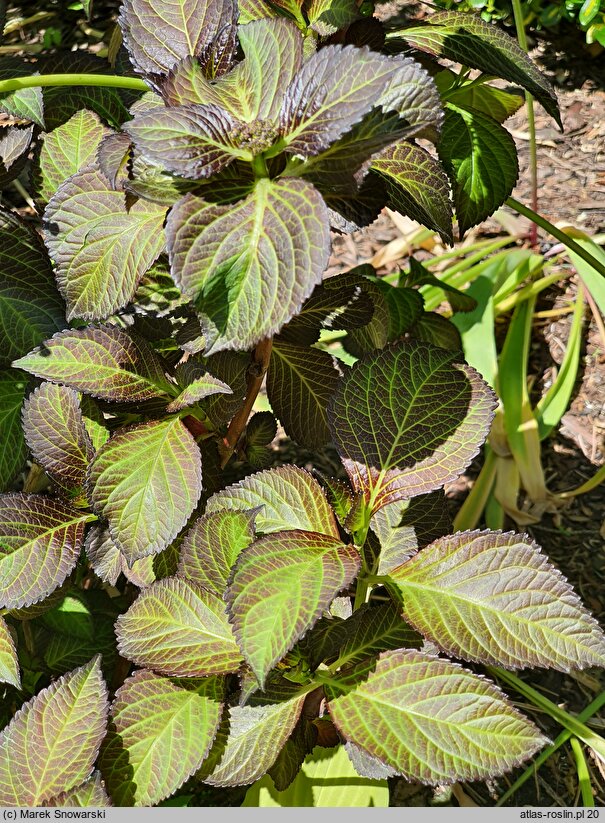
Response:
[179,509,257,595]
[43,772,112,807]
[116,577,243,676]
[325,649,548,784]
[166,178,330,354]
[206,465,340,537]
[0,370,27,492]
[390,529,605,670]
[12,325,173,403]
[0,657,109,805]
[22,383,94,497]
[226,529,360,687]
[0,616,19,688]
[0,494,89,609]
[88,418,202,561]
[99,670,223,806]
[43,166,167,321]
[327,340,496,514]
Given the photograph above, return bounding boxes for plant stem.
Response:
[0,73,149,94]
[506,198,605,279]
[570,737,595,807]
[220,337,273,467]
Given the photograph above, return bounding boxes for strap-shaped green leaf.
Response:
[34,110,110,205]
[179,509,257,595]
[166,178,330,354]
[390,529,605,670]
[327,340,496,514]
[395,10,560,126]
[43,772,111,807]
[325,649,547,784]
[0,370,27,492]
[206,465,340,537]
[88,418,202,562]
[0,209,65,368]
[0,494,89,609]
[438,104,518,236]
[0,616,19,688]
[43,166,167,321]
[0,657,109,805]
[116,577,243,676]
[13,325,172,403]
[227,529,360,686]
[99,670,223,806]
[22,383,94,498]
[267,340,340,449]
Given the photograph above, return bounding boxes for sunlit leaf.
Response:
[435,70,523,123]
[227,529,360,686]
[43,772,111,807]
[165,372,232,413]
[0,125,33,188]
[326,649,547,784]
[88,418,202,562]
[0,657,109,805]
[0,58,44,127]
[116,577,242,676]
[0,370,28,492]
[99,670,223,806]
[0,616,19,688]
[307,0,359,35]
[390,529,605,670]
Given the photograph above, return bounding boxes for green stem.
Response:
[507,198,605,279]
[570,737,595,807]
[252,154,269,179]
[0,73,149,94]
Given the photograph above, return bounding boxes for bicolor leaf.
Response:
[165,372,232,412]
[43,772,112,807]
[0,58,44,127]
[0,616,19,688]
[0,370,28,491]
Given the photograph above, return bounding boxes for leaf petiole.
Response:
[0,73,149,94]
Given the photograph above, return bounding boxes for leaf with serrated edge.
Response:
[22,383,94,493]
[327,340,496,513]
[116,577,242,676]
[0,59,44,127]
[0,209,65,367]
[204,695,305,787]
[227,529,360,686]
[397,10,560,126]
[267,340,340,449]
[13,325,172,403]
[0,657,109,805]
[99,670,223,806]
[167,178,330,354]
[326,649,548,784]
[435,69,523,123]
[0,370,27,492]
[88,418,202,562]
[179,509,256,595]
[390,529,605,670]
[166,373,232,413]
[35,110,110,204]
[0,494,88,609]
[119,0,236,76]
[43,772,111,807]
[438,104,518,236]
[0,616,19,688]
[206,465,340,537]
[43,166,167,321]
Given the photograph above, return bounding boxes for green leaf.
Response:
[119,0,237,76]
[0,208,65,368]
[307,0,359,35]
[244,745,389,806]
[267,719,318,791]
[22,383,94,499]
[227,529,360,686]
[43,167,167,320]
[88,418,202,562]
[13,325,172,403]
[177,351,249,426]
[0,616,19,688]
[179,509,257,595]
[34,110,110,205]
[0,125,33,189]
[0,494,89,609]
[410,312,462,350]
[166,178,330,354]
[389,529,605,670]
[406,256,477,312]
[396,10,560,126]
[325,649,548,784]
[0,58,44,127]
[99,670,223,806]
[206,465,340,537]
[267,340,340,449]
[371,279,425,341]
[438,104,518,235]
[371,141,453,244]
[43,772,111,807]
[435,70,523,123]
[43,618,117,676]
[0,370,27,492]
[327,340,496,513]
[204,693,306,786]
[165,372,232,413]
[117,577,242,676]
[0,657,109,805]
